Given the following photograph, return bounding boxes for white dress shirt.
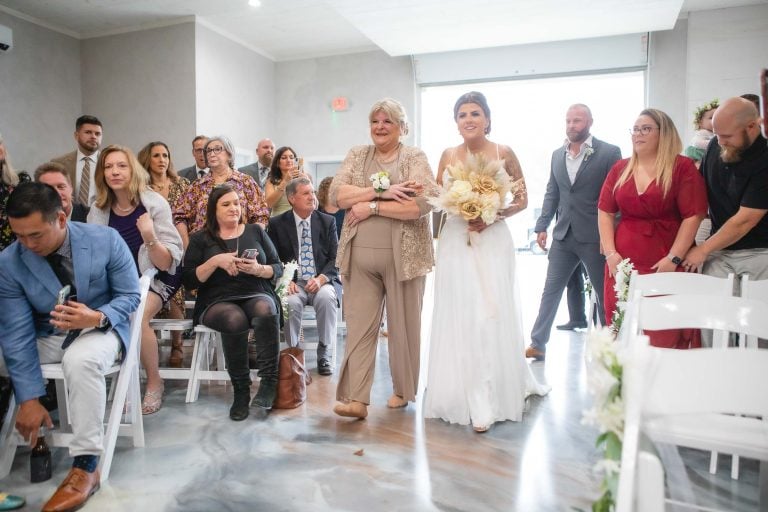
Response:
[563,135,593,185]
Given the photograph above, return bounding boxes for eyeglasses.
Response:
[193,148,205,154]
[629,126,657,136]
[205,146,225,155]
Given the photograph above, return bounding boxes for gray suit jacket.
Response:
[178,166,201,182]
[534,137,621,243]
[238,162,267,190]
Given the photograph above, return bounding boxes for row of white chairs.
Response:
[614,271,768,511]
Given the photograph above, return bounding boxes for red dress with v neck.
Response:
[598,155,707,348]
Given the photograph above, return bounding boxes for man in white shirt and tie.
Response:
[239,138,275,191]
[177,135,209,182]
[51,115,102,206]
[267,178,341,376]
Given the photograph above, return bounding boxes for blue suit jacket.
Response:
[0,222,140,402]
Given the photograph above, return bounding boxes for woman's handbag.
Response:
[273,347,312,409]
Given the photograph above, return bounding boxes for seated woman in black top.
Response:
[183,185,283,421]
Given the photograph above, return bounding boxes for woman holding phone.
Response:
[183,185,283,421]
[264,146,310,217]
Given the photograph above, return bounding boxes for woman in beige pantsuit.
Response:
[330,98,438,419]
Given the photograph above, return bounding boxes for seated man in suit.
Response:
[267,178,341,376]
[0,183,140,512]
[35,161,90,222]
[177,134,209,182]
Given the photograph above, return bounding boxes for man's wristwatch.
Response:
[369,201,378,215]
[667,254,683,266]
[97,312,111,330]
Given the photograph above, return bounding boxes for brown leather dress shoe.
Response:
[42,468,100,512]
[333,401,368,419]
[525,345,546,361]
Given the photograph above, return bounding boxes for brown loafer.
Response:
[42,467,100,512]
[333,401,368,419]
[525,345,546,361]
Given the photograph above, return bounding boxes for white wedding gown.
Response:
[423,215,551,427]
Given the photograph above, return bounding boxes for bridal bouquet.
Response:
[275,260,298,321]
[429,153,519,226]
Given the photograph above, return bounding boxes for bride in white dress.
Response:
[423,92,550,432]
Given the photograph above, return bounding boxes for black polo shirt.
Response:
[701,134,768,250]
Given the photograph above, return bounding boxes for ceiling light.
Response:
[248,0,261,7]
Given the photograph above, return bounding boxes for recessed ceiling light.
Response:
[248,0,261,7]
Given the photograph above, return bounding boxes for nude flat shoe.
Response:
[386,395,408,408]
[333,401,368,419]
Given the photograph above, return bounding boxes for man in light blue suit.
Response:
[526,104,621,361]
[0,182,139,512]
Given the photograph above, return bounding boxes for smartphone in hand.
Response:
[241,248,258,260]
[56,285,71,306]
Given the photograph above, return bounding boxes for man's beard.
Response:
[567,127,589,144]
[719,130,750,163]
[260,155,273,167]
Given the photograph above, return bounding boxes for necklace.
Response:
[114,202,136,213]
[220,224,242,239]
[212,169,233,185]
[151,180,168,192]
[374,143,401,164]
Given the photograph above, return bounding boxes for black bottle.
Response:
[30,428,52,483]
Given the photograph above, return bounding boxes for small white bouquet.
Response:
[275,261,298,320]
[370,171,390,194]
[611,258,634,335]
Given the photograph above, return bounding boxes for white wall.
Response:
[647,18,688,132]
[274,50,415,161]
[81,23,196,167]
[195,24,275,165]
[686,4,768,120]
[0,12,81,172]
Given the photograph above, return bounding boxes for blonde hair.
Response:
[369,98,409,136]
[0,134,20,187]
[94,144,149,209]
[615,108,682,198]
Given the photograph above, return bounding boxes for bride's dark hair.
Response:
[453,91,492,135]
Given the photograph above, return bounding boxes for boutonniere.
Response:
[583,146,595,162]
[370,171,390,194]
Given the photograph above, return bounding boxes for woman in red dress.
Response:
[598,108,707,348]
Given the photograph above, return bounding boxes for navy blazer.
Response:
[534,137,622,243]
[267,209,342,302]
[0,222,140,402]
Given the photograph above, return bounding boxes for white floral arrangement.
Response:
[610,258,634,335]
[582,326,625,512]
[275,260,298,320]
[370,171,391,194]
[429,152,520,227]
[583,145,595,162]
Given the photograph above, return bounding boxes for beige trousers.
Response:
[336,247,425,404]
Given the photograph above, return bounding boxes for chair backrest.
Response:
[627,270,734,299]
[626,293,768,346]
[616,335,768,511]
[740,275,768,348]
[126,270,154,364]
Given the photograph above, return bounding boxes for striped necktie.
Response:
[78,157,90,205]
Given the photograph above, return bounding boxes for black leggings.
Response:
[201,295,276,334]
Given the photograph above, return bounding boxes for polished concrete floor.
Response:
[0,254,762,511]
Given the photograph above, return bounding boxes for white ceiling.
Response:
[0,0,764,61]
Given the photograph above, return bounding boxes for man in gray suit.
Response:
[526,104,621,361]
[238,138,274,191]
[51,115,102,206]
[177,135,208,182]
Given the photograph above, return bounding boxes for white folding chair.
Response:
[740,274,768,349]
[298,291,344,370]
[616,335,768,512]
[0,269,154,481]
[185,325,230,403]
[150,317,194,382]
[626,270,734,301]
